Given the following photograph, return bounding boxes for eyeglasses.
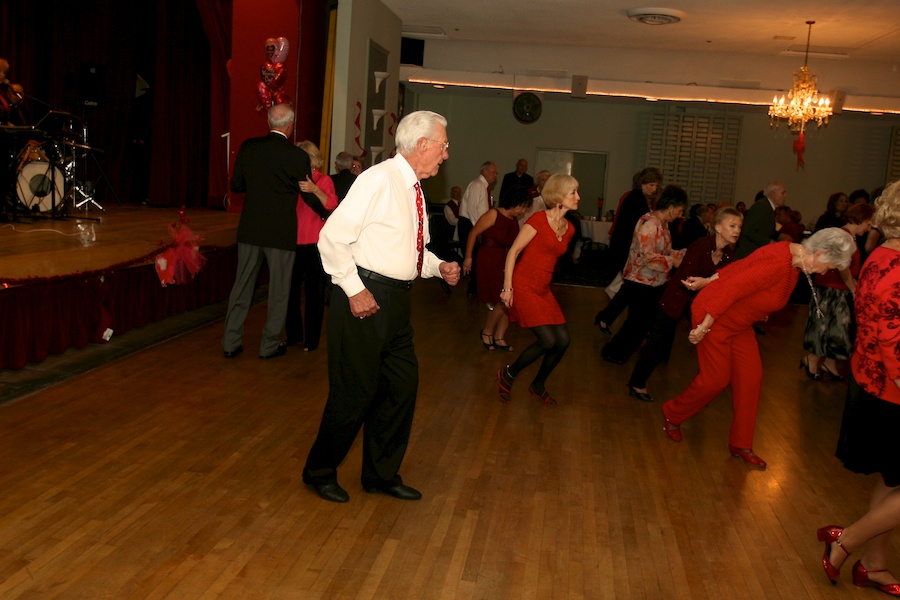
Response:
[427,139,450,151]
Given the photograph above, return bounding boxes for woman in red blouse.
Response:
[817,181,900,594]
[627,207,743,401]
[661,228,854,469]
[801,203,875,380]
[598,185,687,364]
[285,140,339,350]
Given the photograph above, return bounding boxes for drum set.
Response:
[1,110,103,220]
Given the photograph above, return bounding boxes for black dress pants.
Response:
[302,277,417,488]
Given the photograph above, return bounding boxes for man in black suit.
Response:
[330,151,357,202]
[221,104,318,359]
[734,181,786,259]
[498,158,534,201]
[675,203,712,249]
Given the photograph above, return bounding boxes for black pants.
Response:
[601,280,665,363]
[285,243,327,350]
[302,278,417,488]
[628,310,679,388]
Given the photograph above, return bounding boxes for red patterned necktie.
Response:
[414,182,424,276]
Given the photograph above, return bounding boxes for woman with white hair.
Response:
[817,181,900,594]
[661,227,855,469]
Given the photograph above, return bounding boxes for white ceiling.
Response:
[382,0,900,110]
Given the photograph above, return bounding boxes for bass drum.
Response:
[17,161,64,212]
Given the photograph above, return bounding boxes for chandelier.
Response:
[768,21,832,132]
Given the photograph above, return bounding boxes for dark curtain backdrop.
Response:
[1,0,327,210]
[196,0,233,208]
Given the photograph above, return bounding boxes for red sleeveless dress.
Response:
[509,212,574,328]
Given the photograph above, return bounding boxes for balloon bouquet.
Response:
[256,37,291,110]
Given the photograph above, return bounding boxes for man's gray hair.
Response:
[395,111,447,154]
[268,104,295,129]
[334,151,353,170]
[803,227,855,270]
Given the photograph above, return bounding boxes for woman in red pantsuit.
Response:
[661,228,855,469]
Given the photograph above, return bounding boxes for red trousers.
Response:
[662,326,763,448]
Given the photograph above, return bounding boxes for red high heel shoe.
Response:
[852,560,900,595]
[816,525,848,584]
[728,445,767,469]
[662,410,681,442]
[528,385,558,406]
[497,366,514,404]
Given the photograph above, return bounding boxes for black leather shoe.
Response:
[628,385,653,402]
[223,345,243,358]
[260,343,288,359]
[363,483,422,500]
[308,481,349,503]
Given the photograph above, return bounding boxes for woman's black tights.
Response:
[508,324,570,392]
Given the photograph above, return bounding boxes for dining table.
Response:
[580,219,613,246]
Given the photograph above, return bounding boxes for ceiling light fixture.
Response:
[768,21,833,168]
[626,7,685,25]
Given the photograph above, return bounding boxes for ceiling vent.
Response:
[626,7,685,25]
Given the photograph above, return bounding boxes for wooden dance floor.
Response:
[0,262,890,597]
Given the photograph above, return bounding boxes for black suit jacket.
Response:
[331,169,357,202]
[677,217,709,250]
[735,198,776,259]
[230,132,317,250]
[499,171,534,201]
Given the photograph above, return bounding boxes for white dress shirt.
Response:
[318,154,443,297]
[459,174,491,222]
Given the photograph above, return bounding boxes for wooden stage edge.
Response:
[0,205,241,281]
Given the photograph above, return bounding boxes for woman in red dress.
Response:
[660,228,855,469]
[497,174,579,406]
[817,181,900,595]
[462,187,532,351]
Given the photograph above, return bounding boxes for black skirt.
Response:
[836,375,900,487]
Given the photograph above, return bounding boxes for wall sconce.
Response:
[374,71,390,94]
[371,109,387,130]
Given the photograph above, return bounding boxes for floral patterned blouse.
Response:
[623,212,685,287]
[851,245,900,405]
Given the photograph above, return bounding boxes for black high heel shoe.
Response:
[820,364,845,382]
[799,357,820,381]
[480,331,495,350]
[628,385,653,402]
[593,313,612,335]
[493,338,513,352]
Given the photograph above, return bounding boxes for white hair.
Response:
[803,227,854,270]
[395,111,447,154]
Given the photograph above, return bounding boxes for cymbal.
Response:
[63,141,97,151]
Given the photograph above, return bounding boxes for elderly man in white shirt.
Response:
[302,111,460,504]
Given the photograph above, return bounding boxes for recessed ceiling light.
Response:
[626,7,686,25]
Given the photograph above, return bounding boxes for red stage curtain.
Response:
[195,0,233,209]
[0,248,237,371]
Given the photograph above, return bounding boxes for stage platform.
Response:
[0,205,240,280]
[0,205,241,371]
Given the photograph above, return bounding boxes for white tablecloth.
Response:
[580,220,612,245]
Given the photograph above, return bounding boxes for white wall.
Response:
[331,0,402,166]
[406,88,899,224]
